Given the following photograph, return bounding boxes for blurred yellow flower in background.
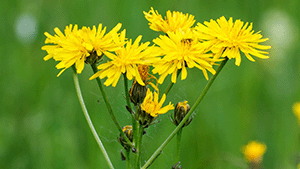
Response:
[242,141,267,164]
[143,7,195,33]
[194,16,271,66]
[293,102,300,125]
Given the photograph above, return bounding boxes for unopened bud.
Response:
[170,101,193,127]
[117,125,133,150]
[129,80,148,105]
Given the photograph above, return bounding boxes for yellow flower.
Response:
[143,7,195,33]
[41,23,124,76]
[79,23,126,59]
[152,29,217,84]
[89,36,160,87]
[242,141,267,163]
[141,88,174,117]
[293,102,300,125]
[194,16,271,66]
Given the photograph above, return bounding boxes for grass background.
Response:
[1,0,300,168]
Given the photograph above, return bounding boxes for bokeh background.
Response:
[1,0,300,168]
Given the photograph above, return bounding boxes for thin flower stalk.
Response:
[123,73,132,110]
[126,148,131,169]
[91,64,134,147]
[134,123,144,169]
[175,128,182,164]
[163,69,181,96]
[72,66,114,169]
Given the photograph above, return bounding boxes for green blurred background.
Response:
[1,0,300,168]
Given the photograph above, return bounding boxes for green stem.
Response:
[91,64,134,147]
[126,149,131,169]
[122,73,138,155]
[134,123,144,169]
[141,58,228,169]
[163,69,182,96]
[123,73,132,110]
[175,128,182,163]
[72,67,114,169]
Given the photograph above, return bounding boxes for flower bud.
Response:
[170,100,193,127]
[129,80,148,105]
[117,125,133,150]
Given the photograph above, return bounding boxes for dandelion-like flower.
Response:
[41,23,124,76]
[141,88,174,117]
[194,16,271,66]
[89,36,160,87]
[242,141,267,163]
[152,29,217,84]
[293,102,300,125]
[143,7,195,33]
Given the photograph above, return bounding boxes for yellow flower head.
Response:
[152,29,217,84]
[143,7,195,33]
[89,36,160,87]
[242,141,267,163]
[293,102,300,125]
[41,23,124,76]
[194,16,271,66]
[79,23,126,58]
[141,88,174,117]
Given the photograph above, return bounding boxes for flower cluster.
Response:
[42,8,271,86]
[41,7,272,168]
[143,8,271,84]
